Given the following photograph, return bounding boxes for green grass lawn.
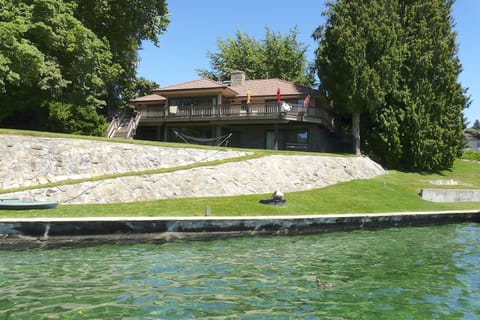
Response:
[0,129,479,218]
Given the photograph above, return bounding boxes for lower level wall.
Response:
[135,122,351,153]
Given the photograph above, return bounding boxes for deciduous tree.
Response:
[73,0,169,111]
[0,0,117,133]
[122,77,160,103]
[198,28,315,87]
[0,0,169,135]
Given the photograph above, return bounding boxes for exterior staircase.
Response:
[112,114,131,138]
[106,109,141,139]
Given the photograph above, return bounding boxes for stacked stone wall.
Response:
[1,135,386,204]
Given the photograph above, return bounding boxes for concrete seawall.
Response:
[421,188,480,202]
[1,211,479,249]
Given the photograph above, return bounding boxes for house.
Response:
[111,71,350,152]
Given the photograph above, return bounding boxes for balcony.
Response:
[139,102,333,130]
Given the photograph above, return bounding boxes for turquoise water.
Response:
[1,223,479,319]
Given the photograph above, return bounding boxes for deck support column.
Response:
[215,126,222,140]
[274,123,279,150]
[162,125,168,142]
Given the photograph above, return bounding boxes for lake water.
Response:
[1,223,479,319]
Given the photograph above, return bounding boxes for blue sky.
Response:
[137,0,479,124]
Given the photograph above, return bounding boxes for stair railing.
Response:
[106,117,119,138]
[125,111,141,139]
[106,109,127,138]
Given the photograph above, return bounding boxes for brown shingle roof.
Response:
[153,78,239,97]
[149,77,317,99]
[154,78,229,91]
[234,78,317,98]
[131,93,166,102]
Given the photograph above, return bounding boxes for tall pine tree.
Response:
[314,0,467,171]
[313,0,403,155]
[397,0,466,171]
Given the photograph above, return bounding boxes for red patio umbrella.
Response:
[303,94,311,108]
[276,88,281,104]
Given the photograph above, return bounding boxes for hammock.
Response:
[174,130,232,147]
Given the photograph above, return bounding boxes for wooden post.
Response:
[162,125,168,142]
[274,123,279,150]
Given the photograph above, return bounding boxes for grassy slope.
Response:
[0,129,479,218]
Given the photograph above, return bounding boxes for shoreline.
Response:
[1,210,479,249]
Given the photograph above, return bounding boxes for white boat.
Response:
[0,199,59,210]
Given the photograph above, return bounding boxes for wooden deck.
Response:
[139,103,333,129]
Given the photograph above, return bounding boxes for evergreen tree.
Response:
[473,120,480,130]
[313,0,403,155]
[396,0,466,171]
[314,0,467,171]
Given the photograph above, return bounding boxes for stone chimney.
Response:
[230,70,246,87]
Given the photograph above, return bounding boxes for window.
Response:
[266,129,308,150]
[169,96,217,107]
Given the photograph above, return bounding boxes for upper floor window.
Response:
[169,96,217,107]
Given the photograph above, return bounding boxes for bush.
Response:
[47,102,107,136]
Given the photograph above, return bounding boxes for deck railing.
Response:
[141,103,299,118]
[138,103,333,129]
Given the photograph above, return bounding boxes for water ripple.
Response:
[0,223,479,319]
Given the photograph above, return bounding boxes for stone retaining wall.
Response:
[1,134,250,189]
[1,134,386,204]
